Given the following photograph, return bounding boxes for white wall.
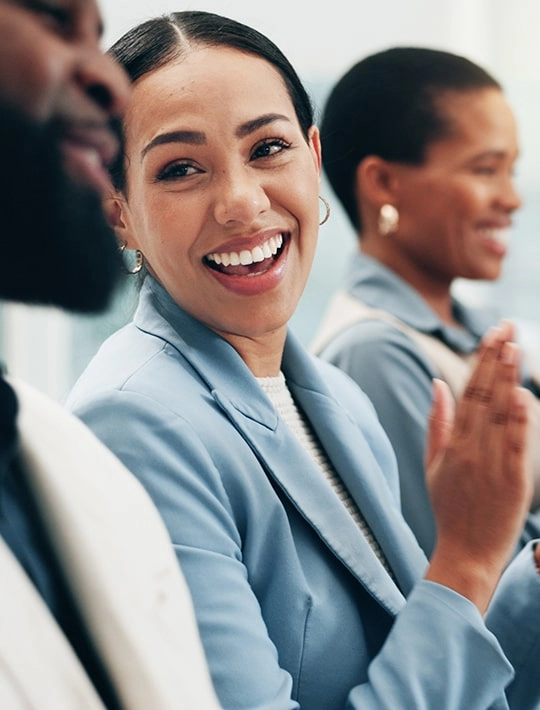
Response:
[102,0,495,75]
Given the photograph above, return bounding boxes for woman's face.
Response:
[118,46,321,354]
[387,88,521,284]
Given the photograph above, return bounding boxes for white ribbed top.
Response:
[257,372,393,576]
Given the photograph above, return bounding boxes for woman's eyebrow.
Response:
[141,113,291,159]
[236,113,291,138]
[141,130,206,159]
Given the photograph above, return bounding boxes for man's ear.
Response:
[356,155,400,207]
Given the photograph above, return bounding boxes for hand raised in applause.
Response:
[424,320,533,614]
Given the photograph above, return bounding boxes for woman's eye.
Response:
[251,139,290,161]
[156,162,200,181]
[474,166,497,176]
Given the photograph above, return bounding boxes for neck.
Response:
[215,327,286,377]
[419,289,458,327]
[360,242,459,327]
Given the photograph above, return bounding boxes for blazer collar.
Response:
[136,278,428,613]
[136,277,279,425]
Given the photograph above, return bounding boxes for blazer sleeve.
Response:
[486,541,540,710]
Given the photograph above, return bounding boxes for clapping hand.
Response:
[424,321,533,612]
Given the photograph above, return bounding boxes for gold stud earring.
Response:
[378,204,399,236]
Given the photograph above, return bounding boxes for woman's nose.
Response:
[213,171,271,225]
[499,175,522,213]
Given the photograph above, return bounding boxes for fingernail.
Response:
[514,386,530,409]
[502,341,519,365]
[482,325,500,345]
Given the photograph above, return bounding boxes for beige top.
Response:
[311,290,540,508]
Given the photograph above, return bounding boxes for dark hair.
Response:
[321,47,501,231]
[108,10,314,192]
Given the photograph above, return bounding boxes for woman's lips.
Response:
[478,226,510,256]
[203,233,290,295]
[205,233,284,272]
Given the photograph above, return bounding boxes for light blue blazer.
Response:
[67,277,540,710]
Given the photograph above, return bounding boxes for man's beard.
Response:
[0,100,123,313]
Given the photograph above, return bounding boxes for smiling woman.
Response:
[311,47,540,559]
[66,12,540,710]
[107,41,320,370]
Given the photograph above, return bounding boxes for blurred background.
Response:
[3,0,540,400]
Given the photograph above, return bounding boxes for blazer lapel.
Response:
[212,388,408,616]
[290,382,428,594]
[283,334,429,596]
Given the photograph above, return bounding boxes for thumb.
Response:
[425,378,455,471]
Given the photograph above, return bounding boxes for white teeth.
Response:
[239,250,252,266]
[480,228,509,245]
[252,246,265,263]
[206,234,284,267]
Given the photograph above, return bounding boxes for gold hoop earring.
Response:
[319,195,331,226]
[378,204,399,236]
[118,240,144,274]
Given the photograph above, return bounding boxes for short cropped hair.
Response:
[321,47,500,231]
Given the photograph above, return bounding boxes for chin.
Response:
[481,264,504,282]
[463,258,504,283]
[0,101,122,312]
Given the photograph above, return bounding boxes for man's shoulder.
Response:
[7,375,150,511]
[4,377,221,709]
[10,376,123,454]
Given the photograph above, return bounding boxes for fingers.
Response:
[453,321,518,443]
[504,385,531,471]
[487,342,523,461]
[426,320,533,608]
[426,379,455,471]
